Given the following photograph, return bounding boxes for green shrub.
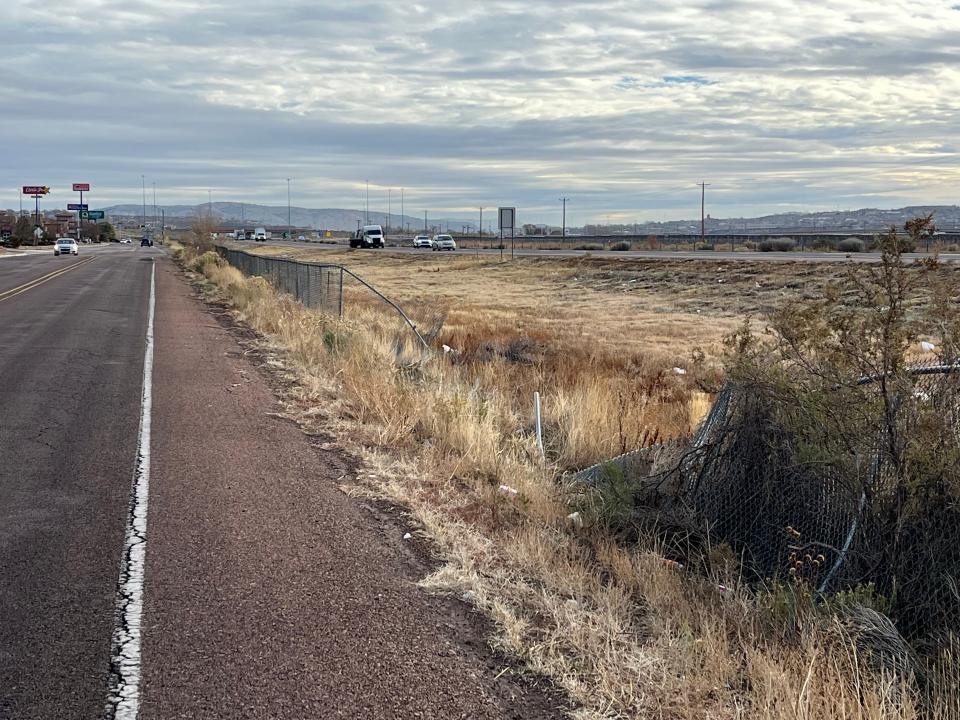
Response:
[575,243,604,251]
[836,237,865,253]
[696,243,715,250]
[610,241,632,251]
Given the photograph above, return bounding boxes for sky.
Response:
[2,0,960,225]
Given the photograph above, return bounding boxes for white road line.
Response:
[105,260,155,719]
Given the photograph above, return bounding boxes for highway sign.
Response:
[84,210,105,220]
[498,207,515,232]
[67,203,88,211]
[72,183,90,192]
[23,186,50,195]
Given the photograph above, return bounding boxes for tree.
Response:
[96,221,117,243]
[190,210,218,249]
[11,216,32,248]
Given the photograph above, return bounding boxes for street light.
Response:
[286,178,291,239]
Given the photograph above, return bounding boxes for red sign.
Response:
[23,185,49,195]
[72,183,90,192]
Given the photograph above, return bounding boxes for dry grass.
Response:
[177,244,959,719]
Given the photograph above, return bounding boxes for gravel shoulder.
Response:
[139,257,566,719]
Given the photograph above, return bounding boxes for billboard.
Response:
[72,183,90,192]
[23,185,50,195]
[67,203,89,211]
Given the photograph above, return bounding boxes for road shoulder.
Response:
[140,257,565,719]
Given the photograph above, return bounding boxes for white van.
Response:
[351,224,384,248]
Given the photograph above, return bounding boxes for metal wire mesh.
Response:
[581,363,960,644]
[217,246,344,317]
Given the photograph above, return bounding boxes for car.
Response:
[54,238,79,256]
[413,235,432,248]
[432,234,457,251]
[119,238,132,244]
[298,235,306,241]
[140,237,153,247]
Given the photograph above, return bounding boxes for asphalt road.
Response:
[0,247,563,719]
[247,238,960,263]
[0,243,157,719]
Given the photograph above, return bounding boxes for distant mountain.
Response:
[101,202,472,232]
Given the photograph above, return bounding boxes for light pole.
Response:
[141,175,146,233]
[424,210,428,234]
[387,188,391,237]
[286,178,291,239]
[560,197,569,240]
[400,188,404,235]
[365,180,369,224]
[152,181,157,233]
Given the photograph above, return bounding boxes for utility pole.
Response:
[365,180,369,224]
[286,178,291,239]
[697,181,711,247]
[560,197,569,240]
[141,175,147,233]
[152,181,157,234]
[387,188,391,237]
[478,206,483,248]
[400,188,404,234]
[424,210,428,234]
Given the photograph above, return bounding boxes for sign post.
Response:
[23,186,50,240]
[73,184,90,240]
[498,207,515,261]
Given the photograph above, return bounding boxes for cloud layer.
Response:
[3,0,959,223]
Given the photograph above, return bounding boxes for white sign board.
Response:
[498,207,515,233]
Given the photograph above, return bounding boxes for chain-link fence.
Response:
[216,246,429,349]
[581,363,960,647]
[217,246,345,317]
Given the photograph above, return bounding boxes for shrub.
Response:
[758,237,795,252]
[836,237,865,253]
[696,243,715,250]
[575,243,603,251]
[610,241,632,251]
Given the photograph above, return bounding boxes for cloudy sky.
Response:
[3,0,960,224]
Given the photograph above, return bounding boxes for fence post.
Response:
[534,391,545,459]
[338,268,344,320]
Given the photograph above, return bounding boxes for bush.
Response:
[696,243,715,251]
[836,237,865,253]
[610,241,632,251]
[758,237,795,252]
[575,243,603,251]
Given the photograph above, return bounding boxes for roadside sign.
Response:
[85,210,105,220]
[498,207,515,233]
[23,185,50,195]
[72,183,90,192]
[67,203,88,211]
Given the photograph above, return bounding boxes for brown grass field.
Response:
[176,241,959,720]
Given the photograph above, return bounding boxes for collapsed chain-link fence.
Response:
[577,364,960,647]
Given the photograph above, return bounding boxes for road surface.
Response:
[0,246,561,719]
[244,238,960,263]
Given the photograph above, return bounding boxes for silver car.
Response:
[54,238,78,256]
[432,234,457,251]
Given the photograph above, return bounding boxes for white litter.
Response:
[442,344,453,353]
[672,367,687,375]
[921,340,936,352]
[567,511,583,527]
[403,532,412,540]
[498,485,519,497]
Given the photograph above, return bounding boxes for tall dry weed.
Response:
[181,251,954,720]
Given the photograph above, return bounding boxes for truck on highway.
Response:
[253,227,269,242]
[350,224,384,249]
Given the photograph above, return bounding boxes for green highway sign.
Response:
[81,210,105,220]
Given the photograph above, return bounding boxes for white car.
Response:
[119,238,132,244]
[432,234,457,251]
[413,235,432,248]
[54,238,78,256]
